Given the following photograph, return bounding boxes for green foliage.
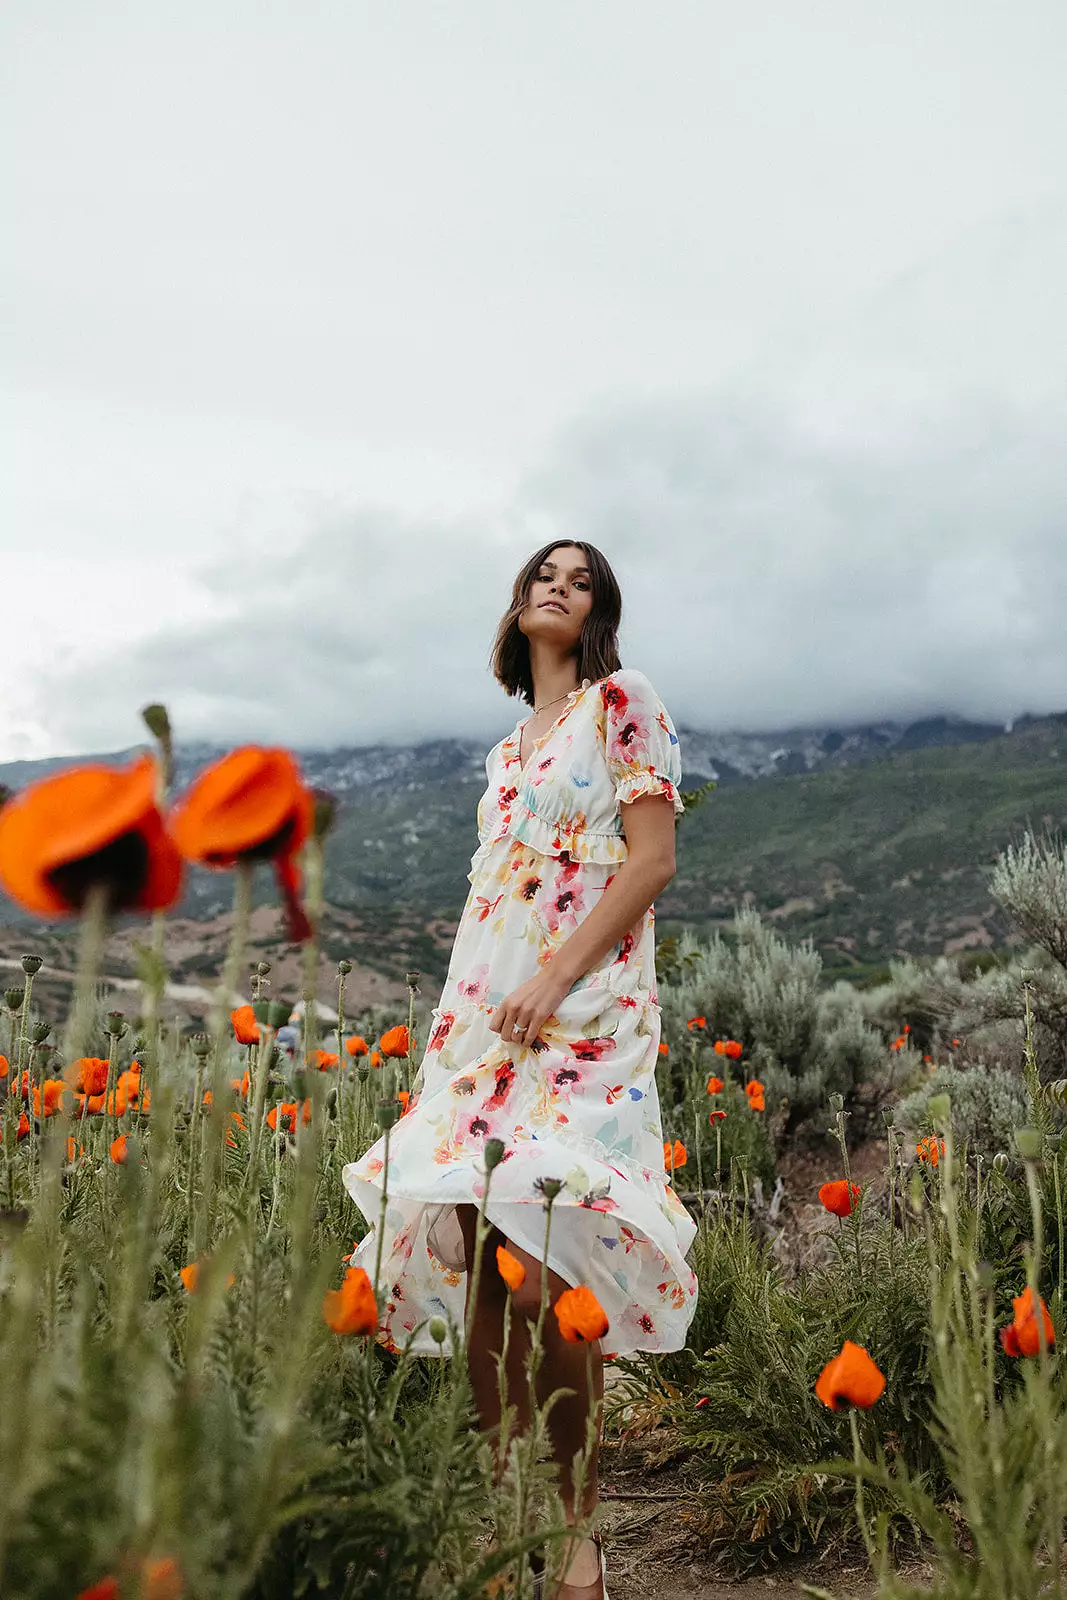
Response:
[895,1064,1029,1156]
[659,910,890,1138]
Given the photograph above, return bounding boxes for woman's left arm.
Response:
[488,793,676,1045]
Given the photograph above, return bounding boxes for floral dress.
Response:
[341,668,698,1355]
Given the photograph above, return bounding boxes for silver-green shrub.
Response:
[894,1063,1028,1155]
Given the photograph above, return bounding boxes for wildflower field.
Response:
[3,710,1067,1599]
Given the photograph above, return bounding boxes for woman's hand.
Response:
[488,966,574,1048]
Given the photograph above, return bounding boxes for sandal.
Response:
[553,1531,608,1600]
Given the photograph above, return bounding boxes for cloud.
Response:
[22,206,1067,752]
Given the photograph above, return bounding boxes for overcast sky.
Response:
[3,2,1066,761]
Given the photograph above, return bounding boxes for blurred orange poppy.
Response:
[308,1049,339,1070]
[815,1340,885,1410]
[819,1179,861,1217]
[686,1016,706,1031]
[496,1245,526,1291]
[231,1005,260,1045]
[713,1041,727,1055]
[916,1135,944,1167]
[0,754,181,917]
[267,1100,311,1133]
[706,1076,724,1095]
[110,1134,129,1164]
[709,1109,726,1123]
[345,1034,369,1057]
[724,1040,743,1059]
[168,747,315,941]
[999,1284,1055,1357]
[322,1265,378,1335]
[380,1025,410,1058]
[180,1260,235,1293]
[554,1285,610,1343]
[663,1139,687,1173]
[657,1040,668,1056]
[65,1057,110,1095]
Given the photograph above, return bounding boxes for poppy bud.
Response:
[267,1001,291,1030]
[829,1093,844,1113]
[405,970,421,988]
[535,1176,563,1203]
[483,1137,506,1172]
[356,1062,370,1083]
[257,960,272,977]
[429,1316,449,1345]
[338,959,352,976]
[993,1152,1009,1172]
[4,989,24,1011]
[1047,1133,1063,1154]
[1015,1128,1043,1161]
[140,702,172,742]
[375,1099,400,1131]
[881,1107,895,1127]
[105,1011,127,1038]
[21,955,42,976]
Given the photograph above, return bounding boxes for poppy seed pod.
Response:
[483,1136,506,1171]
[0,755,181,917]
[21,955,42,976]
[4,990,24,1011]
[338,959,352,976]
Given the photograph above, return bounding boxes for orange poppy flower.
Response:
[815,1340,886,1410]
[32,1078,70,1118]
[663,1139,687,1172]
[709,1109,727,1123]
[308,1049,340,1070]
[496,1245,527,1292]
[916,1135,944,1167]
[105,1085,129,1117]
[180,1259,236,1293]
[724,1040,743,1059]
[118,1069,142,1102]
[231,1005,260,1045]
[686,1016,706,1031]
[0,1054,7,1079]
[819,1179,861,1217]
[62,1057,106,1095]
[226,1111,247,1148]
[748,1093,765,1112]
[322,1265,378,1335]
[397,1090,410,1113]
[110,1134,129,1164]
[76,1091,106,1116]
[657,1040,668,1056]
[706,1076,724,1095]
[554,1285,610,1343]
[0,754,181,917]
[379,1025,409,1058]
[267,1100,312,1133]
[345,1034,369,1057]
[16,1112,30,1141]
[999,1284,1055,1357]
[744,1079,765,1097]
[229,1069,251,1099]
[168,747,315,941]
[713,1040,727,1055]
[76,1556,182,1600]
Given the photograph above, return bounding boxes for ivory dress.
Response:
[341,668,698,1355]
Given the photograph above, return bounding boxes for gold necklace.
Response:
[532,690,573,714]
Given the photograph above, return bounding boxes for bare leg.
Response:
[456,1208,605,1597]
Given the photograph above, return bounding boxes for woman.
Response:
[342,541,698,1599]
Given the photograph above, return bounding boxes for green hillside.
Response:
[313,714,1067,986]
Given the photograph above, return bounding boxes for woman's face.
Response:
[520,546,594,644]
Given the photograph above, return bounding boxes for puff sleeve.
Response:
[601,669,685,819]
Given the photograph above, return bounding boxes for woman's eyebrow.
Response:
[540,561,590,575]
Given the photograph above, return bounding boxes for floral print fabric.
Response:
[341,668,698,1354]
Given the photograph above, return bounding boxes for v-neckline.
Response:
[510,677,595,783]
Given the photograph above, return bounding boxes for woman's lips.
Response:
[539,602,567,612]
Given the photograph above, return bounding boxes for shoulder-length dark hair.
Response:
[488,541,623,709]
